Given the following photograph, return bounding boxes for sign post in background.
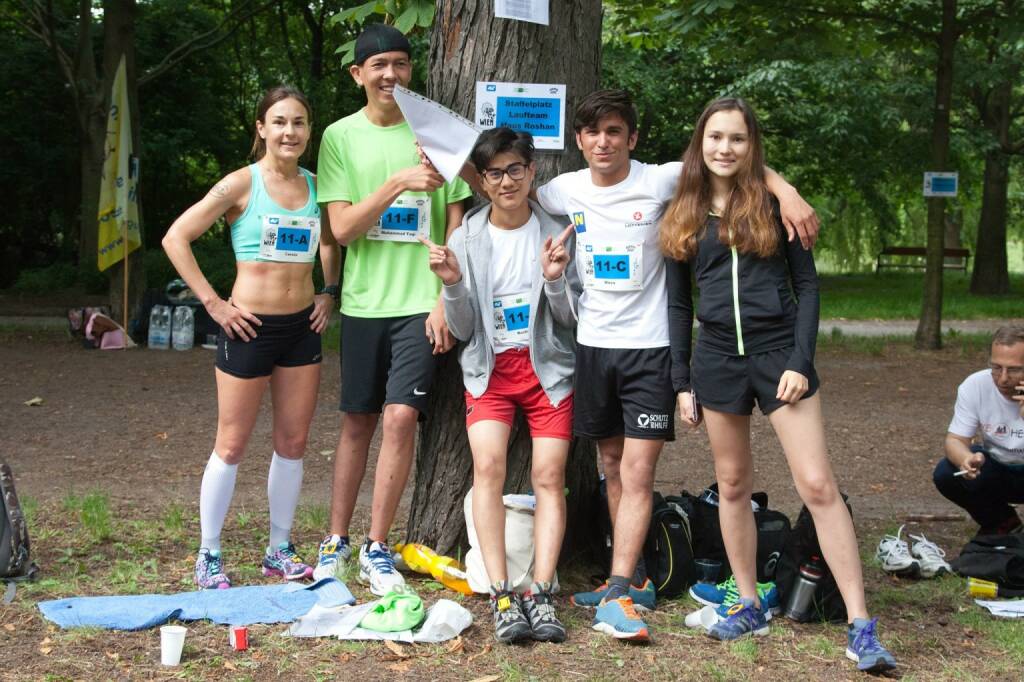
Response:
[923,171,958,197]
[475,82,566,150]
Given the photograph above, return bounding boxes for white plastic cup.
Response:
[160,625,187,666]
[684,604,722,631]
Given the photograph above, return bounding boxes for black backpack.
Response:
[642,493,697,598]
[1,458,39,602]
[775,498,850,623]
[951,534,1024,589]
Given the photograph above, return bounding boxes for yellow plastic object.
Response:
[394,543,473,595]
[967,577,999,598]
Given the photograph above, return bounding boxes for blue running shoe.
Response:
[571,578,656,611]
[690,576,780,615]
[846,618,896,672]
[592,597,650,642]
[708,601,769,641]
[313,534,352,581]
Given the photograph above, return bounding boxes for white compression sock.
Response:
[199,451,238,554]
[268,452,304,548]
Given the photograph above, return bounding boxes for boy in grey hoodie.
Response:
[419,128,580,644]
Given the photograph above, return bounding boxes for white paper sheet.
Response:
[393,85,480,184]
[286,598,473,642]
[495,0,549,25]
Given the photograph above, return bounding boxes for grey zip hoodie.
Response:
[442,199,580,406]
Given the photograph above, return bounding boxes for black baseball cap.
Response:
[354,24,412,65]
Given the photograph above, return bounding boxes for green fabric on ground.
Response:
[358,591,426,632]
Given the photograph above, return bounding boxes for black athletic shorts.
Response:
[216,305,322,379]
[573,344,675,441]
[691,345,819,416]
[339,313,437,417]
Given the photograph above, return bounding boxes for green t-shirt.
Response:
[317,110,472,318]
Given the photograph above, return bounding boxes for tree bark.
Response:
[971,78,1012,295]
[915,0,957,350]
[407,0,602,558]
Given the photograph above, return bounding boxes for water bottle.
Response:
[172,306,195,350]
[393,542,473,595]
[148,305,171,350]
[784,556,824,622]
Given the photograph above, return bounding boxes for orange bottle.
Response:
[394,542,473,595]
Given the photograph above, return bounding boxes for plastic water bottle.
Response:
[171,306,195,351]
[393,542,473,595]
[148,305,171,350]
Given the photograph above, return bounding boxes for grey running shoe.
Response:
[522,589,567,643]
[491,591,532,644]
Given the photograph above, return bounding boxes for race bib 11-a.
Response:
[259,214,320,263]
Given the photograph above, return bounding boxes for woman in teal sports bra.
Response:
[163,85,340,589]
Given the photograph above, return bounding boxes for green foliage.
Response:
[330,0,435,65]
[12,262,107,295]
[62,491,114,544]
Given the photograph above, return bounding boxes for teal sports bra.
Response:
[230,164,321,262]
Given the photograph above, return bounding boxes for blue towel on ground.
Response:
[38,577,355,630]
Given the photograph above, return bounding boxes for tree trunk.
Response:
[915,0,957,350]
[971,79,1012,295]
[407,0,602,558]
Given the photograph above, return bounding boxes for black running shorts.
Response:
[216,305,322,378]
[691,345,819,416]
[573,344,675,441]
[339,313,437,417]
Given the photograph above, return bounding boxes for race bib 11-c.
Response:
[580,240,643,291]
[259,214,320,262]
[366,194,432,242]
[492,291,531,346]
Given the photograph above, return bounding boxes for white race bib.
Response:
[580,240,643,291]
[259,214,320,262]
[366,194,432,242]
[492,291,531,345]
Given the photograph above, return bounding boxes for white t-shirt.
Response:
[948,369,1024,465]
[536,160,681,349]
[488,214,540,353]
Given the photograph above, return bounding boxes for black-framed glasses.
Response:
[481,162,528,186]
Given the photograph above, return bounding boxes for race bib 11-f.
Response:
[366,194,432,242]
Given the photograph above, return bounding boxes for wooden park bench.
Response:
[875,246,971,273]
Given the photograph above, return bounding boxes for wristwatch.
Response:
[319,284,340,301]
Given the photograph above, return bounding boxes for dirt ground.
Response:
[0,327,1020,681]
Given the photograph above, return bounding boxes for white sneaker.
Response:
[876,525,921,577]
[909,532,952,578]
[358,540,407,596]
[312,534,352,581]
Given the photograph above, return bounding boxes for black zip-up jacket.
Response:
[665,204,819,393]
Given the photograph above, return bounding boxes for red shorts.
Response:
[465,348,573,440]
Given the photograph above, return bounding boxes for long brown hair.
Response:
[249,85,312,161]
[660,97,776,261]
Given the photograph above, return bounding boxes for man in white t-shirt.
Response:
[934,326,1024,536]
[533,89,819,642]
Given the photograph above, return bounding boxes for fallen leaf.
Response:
[383,640,410,658]
[387,660,413,673]
[155,432,168,440]
[3,624,14,632]
[445,636,464,654]
[897,386,909,393]
[224,661,238,671]
[319,449,333,456]
[104,651,120,661]
[40,647,53,655]
[24,397,43,406]
[468,676,500,682]
[467,643,492,663]
[40,637,52,646]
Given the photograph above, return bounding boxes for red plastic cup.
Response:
[229,625,248,651]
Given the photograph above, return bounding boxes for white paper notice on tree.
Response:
[495,0,549,26]
[393,85,481,184]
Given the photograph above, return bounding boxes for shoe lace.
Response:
[852,618,885,654]
[721,576,739,605]
[526,592,557,623]
[367,547,396,575]
[205,553,223,576]
[278,544,305,563]
[878,525,912,560]
[617,597,640,619]
[908,533,946,564]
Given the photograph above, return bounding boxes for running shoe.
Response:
[195,548,231,590]
[689,575,780,615]
[522,589,567,643]
[313,534,352,581]
[491,591,532,644]
[908,532,952,578]
[571,578,656,611]
[358,540,407,596]
[707,600,769,641]
[592,596,650,642]
[875,525,921,577]
[846,617,897,672]
[262,542,314,580]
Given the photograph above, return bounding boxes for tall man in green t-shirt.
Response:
[313,24,472,595]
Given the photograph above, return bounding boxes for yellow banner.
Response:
[97,55,141,272]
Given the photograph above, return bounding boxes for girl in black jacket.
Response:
[661,98,894,672]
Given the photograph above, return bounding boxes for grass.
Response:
[817,328,992,356]
[818,272,1023,320]
[61,491,113,543]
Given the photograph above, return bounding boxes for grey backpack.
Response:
[1,458,38,602]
